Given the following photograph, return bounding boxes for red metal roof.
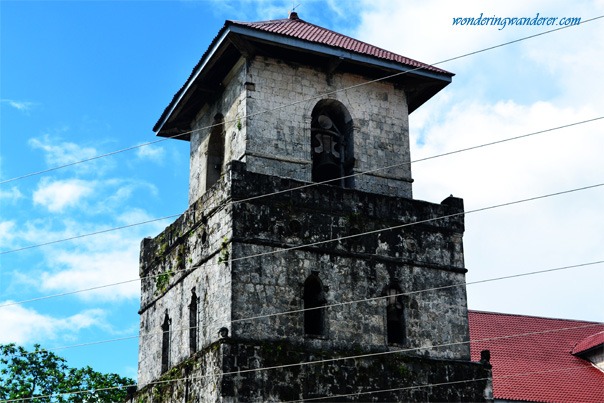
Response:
[230,13,451,76]
[469,311,604,403]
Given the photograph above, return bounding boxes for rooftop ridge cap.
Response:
[572,331,604,353]
[470,309,604,324]
[228,17,304,25]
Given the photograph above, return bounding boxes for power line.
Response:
[227,182,604,264]
[285,366,591,402]
[2,323,600,402]
[16,259,601,355]
[0,182,601,309]
[1,116,601,256]
[0,214,181,255]
[231,116,603,205]
[117,322,604,389]
[1,14,602,403]
[0,278,140,309]
[229,260,604,325]
[0,139,168,185]
[1,15,601,186]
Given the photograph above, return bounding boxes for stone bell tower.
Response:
[134,12,492,402]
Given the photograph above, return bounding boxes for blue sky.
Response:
[1,0,603,383]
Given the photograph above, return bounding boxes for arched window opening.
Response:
[189,289,198,354]
[303,273,326,336]
[206,113,225,190]
[311,100,354,188]
[386,288,405,345]
[161,311,171,373]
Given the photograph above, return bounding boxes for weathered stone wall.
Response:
[186,55,413,205]
[137,161,471,390]
[137,173,234,387]
[229,161,469,360]
[244,56,413,198]
[188,57,247,204]
[132,339,492,402]
[132,342,224,403]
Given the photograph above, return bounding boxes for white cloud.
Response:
[33,178,96,212]
[0,186,23,203]
[135,143,165,164]
[0,221,17,246]
[40,247,141,302]
[0,303,106,344]
[1,98,36,112]
[28,134,98,168]
[30,177,157,215]
[353,1,604,321]
[24,211,169,302]
[356,0,592,67]
[410,100,602,205]
[116,207,160,226]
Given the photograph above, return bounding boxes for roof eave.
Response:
[153,26,231,137]
[154,22,454,137]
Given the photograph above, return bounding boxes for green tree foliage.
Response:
[0,343,135,402]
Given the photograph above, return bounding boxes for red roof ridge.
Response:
[469,309,604,324]
[573,331,604,355]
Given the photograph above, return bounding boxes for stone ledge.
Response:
[132,338,491,402]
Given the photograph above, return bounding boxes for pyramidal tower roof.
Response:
[232,11,451,75]
[154,12,453,138]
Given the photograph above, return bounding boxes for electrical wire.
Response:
[1,116,601,257]
[0,214,181,255]
[285,366,593,402]
[230,260,604,325]
[0,278,141,309]
[0,182,601,309]
[231,116,603,206]
[1,15,601,186]
[1,14,602,403]
[106,322,604,387]
[2,323,600,403]
[227,183,604,264]
[18,259,601,356]
[0,139,168,185]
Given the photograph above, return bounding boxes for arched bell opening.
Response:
[310,100,354,188]
[206,113,225,190]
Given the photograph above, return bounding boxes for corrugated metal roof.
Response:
[469,310,604,403]
[230,13,451,75]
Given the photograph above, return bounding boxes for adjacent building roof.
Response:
[573,331,604,356]
[154,12,453,138]
[469,310,604,403]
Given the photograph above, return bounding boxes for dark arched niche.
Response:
[189,289,198,354]
[386,286,406,345]
[206,113,225,190]
[311,100,354,188]
[161,311,171,373]
[303,273,327,336]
